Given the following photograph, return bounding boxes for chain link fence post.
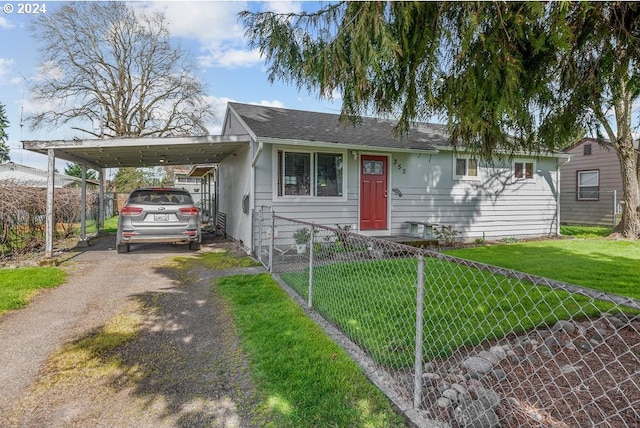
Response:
[413,253,426,409]
[268,208,275,273]
[308,224,315,308]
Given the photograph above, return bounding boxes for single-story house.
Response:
[217,102,567,251]
[560,137,625,227]
[0,161,98,188]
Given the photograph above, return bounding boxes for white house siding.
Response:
[253,144,360,228]
[0,162,83,188]
[388,152,559,241]
[217,143,253,249]
[560,140,622,226]
[249,145,559,242]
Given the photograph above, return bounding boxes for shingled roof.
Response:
[228,102,450,151]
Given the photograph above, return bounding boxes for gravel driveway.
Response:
[0,235,267,427]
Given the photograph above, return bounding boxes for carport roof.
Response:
[22,134,251,170]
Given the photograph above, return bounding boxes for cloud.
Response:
[0,16,14,29]
[0,57,15,80]
[138,1,254,69]
[252,100,285,108]
[196,44,262,69]
[260,1,303,14]
[140,2,247,44]
[203,96,286,133]
[32,60,64,82]
[137,1,303,70]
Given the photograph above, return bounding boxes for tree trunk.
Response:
[614,144,640,237]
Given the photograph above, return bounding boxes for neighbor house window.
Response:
[514,160,534,181]
[578,170,599,200]
[277,150,344,198]
[453,156,479,179]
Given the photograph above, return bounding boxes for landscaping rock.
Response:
[462,356,494,374]
[453,400,499,428]
[552,320,577,334]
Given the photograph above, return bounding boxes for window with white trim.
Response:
[513,160,535,181]
[453,156,479,179]
[577,170,599,200]
[276,149,344,197]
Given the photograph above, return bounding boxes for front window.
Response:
[514,160,534,181]
[282,152,311,196]
[578,170,599,200]
[277,150,344,198]
[453,156,478,179]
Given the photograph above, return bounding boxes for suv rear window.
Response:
[128,189,194,205]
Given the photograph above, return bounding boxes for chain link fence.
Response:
[252,207,640,427]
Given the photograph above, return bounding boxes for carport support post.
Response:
[79,164,87,244]
[98,169,105,231]
[413,254,426,408]
[45,149,55,258]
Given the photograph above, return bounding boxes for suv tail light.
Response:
[179,207,199,216]
[120,206,143,216]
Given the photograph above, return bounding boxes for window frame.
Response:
[577,170,600,201]
[452,155,480,180]
[513,159,536,182]
[273,147,347,200]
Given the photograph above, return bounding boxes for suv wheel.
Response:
[189,242,201,251]
[117,244,129,254]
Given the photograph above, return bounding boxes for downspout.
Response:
[556,156,571,236]
[250,141,263,255]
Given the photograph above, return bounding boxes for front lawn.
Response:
[445,238,640,300]
[216,273,407,427]
[0,267,67,314]
[280,256,614,366]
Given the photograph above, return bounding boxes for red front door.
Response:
[360,155,388,230]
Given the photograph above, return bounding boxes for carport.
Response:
[22,134,251,257]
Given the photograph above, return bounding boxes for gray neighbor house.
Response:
[216,102,566,252]
[560,137,625,227]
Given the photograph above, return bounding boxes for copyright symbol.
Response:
[3,3,13,14]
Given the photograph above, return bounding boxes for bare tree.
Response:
[28,1,213,138]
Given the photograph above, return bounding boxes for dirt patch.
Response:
[1,234,269,428]
[414,316,640,427]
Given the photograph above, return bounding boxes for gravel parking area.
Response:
[0,235,267,427]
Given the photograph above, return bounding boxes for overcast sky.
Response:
[0,1,341,170]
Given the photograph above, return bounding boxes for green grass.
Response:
[445,238,640,300]
[216,273,406,428]
[85,216,119,234]
[280,258,613,366]
[102,216,119,233]
[0,267,67,314]
[560,225,613,238]
[173,250,260,271]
